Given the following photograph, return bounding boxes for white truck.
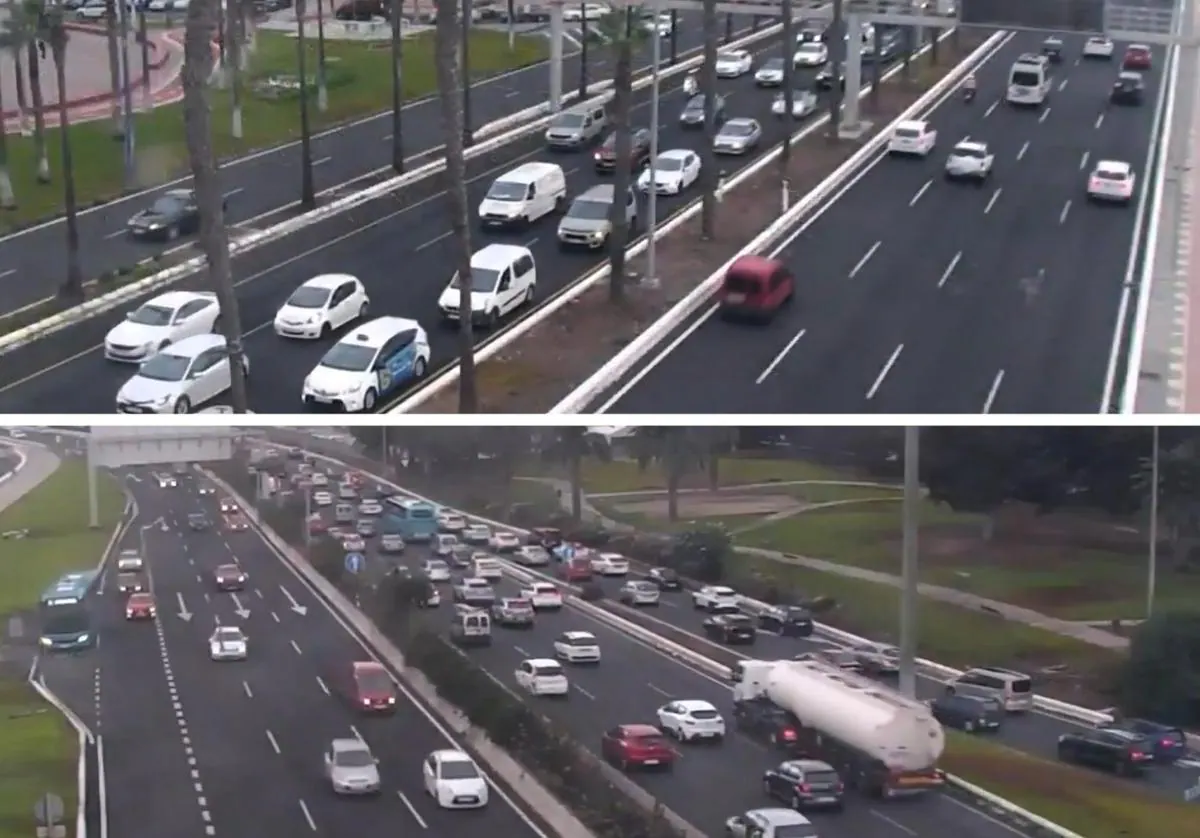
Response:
[732,656,945,799]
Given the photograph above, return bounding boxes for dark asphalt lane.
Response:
[97,469,546,838]
[0,13,761,317]
[600,32,1166,415]
[0,32,832,414]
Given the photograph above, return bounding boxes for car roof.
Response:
[1088,35,1111,42]
[303,273,358,290]
[563,630,595,639]
[897,119,928,129]
[338,316,423,347]
[1118,71,1143,80]
[724,117,757,127]
[954,140,988,152]
[215,563,240,572]
[781,758,835,772]
[353,660,385,674]
[331,737,368,752]
[580,183,618,201]
[502,161,561,182]
[750,808,812,826]
[1097,161,1132,175]
[472,243,531,269]
[525,657,559,667]
[155,332,224,358]
[675,699,717,711]
[431,748,472,763]
[147,290,215,308]
[1129,43,1150,49]
[718,49,748,56]
[213,625,243,635]
[128,591,153,600]
[620,723,662,736]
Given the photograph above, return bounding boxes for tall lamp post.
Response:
[644,0,662,288]
[898,426,920,699]
[461,0,474,146]
[1147,426,1160,619]
[578,3,589,97]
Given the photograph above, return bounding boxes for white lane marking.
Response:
[271,611,280,623]
[1016,140,1029,160]
[224,188,244,200]
[573,684,596,700]
[350,724,364,741]
[104,229,127,240]
[908,180,931,206]
[312,156,332,167]
[983,369,1005,414]
[1038,106,1051,123]
[870,808,918,836]
[866,344,903,400]
[984,187,1002,214]
[415,230,452,252]
[315,675,330,695]
[755,329,806,384]
[984,100,998,118]
[1079,150,1090,170]
[938,252,962,289]
[648,682,672,697]
[297,799,317,831]
[1057,78,1069,92]
[849,241,881,278]
[1059,199,1072,224]
[1094,111,1105,129]
[255,588,264,599]
[0,268,13,279]
[290,639,302,655]
[513,646,529,657]
[397,791,428,829]
[242,680,253,699]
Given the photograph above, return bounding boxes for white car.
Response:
[437,244,536,328]
[462,523,491,545]
[515,545,551,567]
[423,749,489,809]
[75,0,112,19]
[693,585,740,612]
[380,533,406,553]
[301,316,431,413]
[771,90,818,119]
[309,472,329,487]
[1087,160,1136,203]
[637,149,701,195]
[115,334,247,414]
[312,491,333,507]
[888,119,937,156]
[489,531,521,552]
[104,290,221,363]
[438,512,467,532]
[657,699,726,742]
[715,49,753,78]
[590,552,629,576]
[515,658,570,697]
[643,12,671,36]
[209,626,248,661]
[274,274,370,340]
[1083,36,1114,58]
[754,57,786,86]
[523,582,563,610]
[338,482,358,500]
[944,140,994,182]
[793,41,828,67]
[619,580,660,606]
[358,499,383,516]
[342,534,366,552]
[422,559,451,582]
[562,2,605,21]
[554,630,601,663]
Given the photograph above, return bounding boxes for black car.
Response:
[187,513,210,531]
[646,566,681,590]
[1111,72,1144,105]
[1057,728,1153,776]
[702,613,756,645]
[117,572,146,594]
[335,0,386,20]
[1041,37,1064,62]
[815,63,845,90]
[733,697,801,749]
[679,93,726,128]
[930,694,1003,733]
[126,189,224,241]
[757,605,814,637]
[762,759,845,810]
[1108,718,1188,763]
[594,128,653,172]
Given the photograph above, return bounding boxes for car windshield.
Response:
[717,51,742,62]
[356,669,391,693]
[426,560,448,571]
[128,303,175,327]
[654,154,684,170]
[568,198,610,220]
[1097,169,1126,181]
[721,122,756,137]
[287,285,332,308]
[532,663,564,676]
[953,146,987,159]
[550,112,585,128]
[685,95,707,111]
[334,749,374,768]
[486,180,528,201]
[319,342,377,372]
[150,195,186,214]
[452,266,502,292]
[217,566,239,577]
[566,635,594,645]
[439,759,479,780]
[214,629,242,642]
[726,615,752,626]
[799,43,821,53]
[137,352,191,382]
[761,57,784,70]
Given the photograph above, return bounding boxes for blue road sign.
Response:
[345,553,365,574]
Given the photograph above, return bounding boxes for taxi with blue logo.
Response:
[302,316,431,412]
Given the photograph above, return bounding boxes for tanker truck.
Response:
[732,656,946,799]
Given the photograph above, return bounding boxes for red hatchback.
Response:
[125,593,156,621]
[1123,44,1152,70]
[602,724,676,771]
[719,254,794,321]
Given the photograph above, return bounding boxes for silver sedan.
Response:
[771,90,819,119]
[713,118,762,155]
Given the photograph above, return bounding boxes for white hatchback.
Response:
[657,699,726,742]
[115,334,247,414]
[274,274,370,340]
[1087,160,1136,203]
[554,630,600,663]
[312,491,333,507]
[888,119,937,156]
[515,658,570,697]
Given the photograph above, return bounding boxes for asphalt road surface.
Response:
[91,466,547,838]
[592,31,1166,414]
[0,12,760,316]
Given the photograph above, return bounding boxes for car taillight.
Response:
[1161,738,1174,747]
[1090,178,1102,190]
[781,728,796,741]
[796,783,811,793]
[1131,750,1145,759]
[362,698,370,706]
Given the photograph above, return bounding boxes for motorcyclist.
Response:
[683,71,698,97]
[963,73,977,101]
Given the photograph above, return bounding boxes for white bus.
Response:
[1006,54,1052,106]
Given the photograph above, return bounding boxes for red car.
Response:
[125,593,156,621]
[560,557,593,583]
[1123,44,1152,70]
[719,254,794,321]
[307,514,327,535]
[601,724,676,771]
[348,661,396,713]
[214,564,246,591]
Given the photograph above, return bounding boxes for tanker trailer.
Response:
[733,657,945,798]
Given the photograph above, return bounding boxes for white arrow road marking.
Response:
[176,593,192,622]
[279,585,308,615]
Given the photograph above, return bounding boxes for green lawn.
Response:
[3,29,547,229]
[0,459,124,838]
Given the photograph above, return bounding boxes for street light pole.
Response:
[898,426,920,698]
[645,0,662,288]
[1147,426,1160,620]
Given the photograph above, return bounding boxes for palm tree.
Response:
[102,0,122,134]
[698,0,717,238]
[433,0,476,412]
[633,427,708,521]
[1,19,31,137]
[296,0,315,208]
[41,6,83,299]
[226,0,243,138]
[182,0,250,412]
[389,0,405,173]
[0,49,15,208]
[778,0,794,191]
[314,0,328,112]
[17,1,49,182]
[543,427,593,521]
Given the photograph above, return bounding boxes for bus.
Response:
[39,571,99,651]
[382,498,438,542]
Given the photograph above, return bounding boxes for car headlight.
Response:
[40,637,52,647]
[77,634,90,643]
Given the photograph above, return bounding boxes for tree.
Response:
[18,1,49,183]
[539,427,609,521]
[1115,611,1200,727]
[102,0,122,135]
[295,0,316,208]
[1,18,31,142]
[41,5,83,299]
[0,37,16,208]
[226,0,245,138]
[704,426,737,490]
[182,0,249,412]
[632,427,708,521]
[1147,436,1200,571]
[389,0,405,173]
[433,0,477,412]
[698,0,718,238]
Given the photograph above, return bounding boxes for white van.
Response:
[470,556,504,581]
[478,162,567,229]
[1006,54,1051,106]
[946,666,1035,712]
[437,244,537,329]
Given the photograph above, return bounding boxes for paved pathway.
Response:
[525,475,1131,652]
[0,441,61,511]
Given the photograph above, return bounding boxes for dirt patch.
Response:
[609,492,809,519]
[411,35,988,413]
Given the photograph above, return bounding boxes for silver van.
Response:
[557,184,638,250]
[544,102,609,149]
[334,503,356,524]
[450,604,492,646]
[945,667,1034,713]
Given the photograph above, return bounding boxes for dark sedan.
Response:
[1111,72,1144,105]
[815,63,845,90]
[126,189,225,241]
[703,614,757,645]
[594,128,653,172]
[679,93,726,128]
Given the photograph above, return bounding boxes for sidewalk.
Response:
[525,475,1132,652]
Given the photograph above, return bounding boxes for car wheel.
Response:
[792,793,804,809]
[167,225,179,241]
[361,388,377,412]
[211,316,222,334]
[173,396,192,414]
[524,286,534,306]
[963,720,975,732]
[413,356,428,378]
[320,322,331,339]
[487,309,500,329]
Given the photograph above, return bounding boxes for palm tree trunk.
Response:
[315,0,328,112]
[50,44,82,298]
[569,452,582,521]
[26,40,49,182]
[665,429,683,521]
[12,48,30,135]
[0,62,16,209]
[434,0,476,412]
[389,0,405,173]
[227,0,243,137]
[103,0,123,134]
[605,16,633,304]
[698,0,718,238]
[183,0,250,412]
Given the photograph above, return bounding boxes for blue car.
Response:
[1108,719,1188,763]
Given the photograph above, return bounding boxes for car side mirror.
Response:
[125,311,136,320]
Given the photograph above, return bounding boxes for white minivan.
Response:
[437,244,537,329]
[478,162,567,229]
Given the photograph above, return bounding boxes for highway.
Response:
[0,12,756,317]
[590,31,1168,415]
[0,26,848,414]
[94,465,547,838]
